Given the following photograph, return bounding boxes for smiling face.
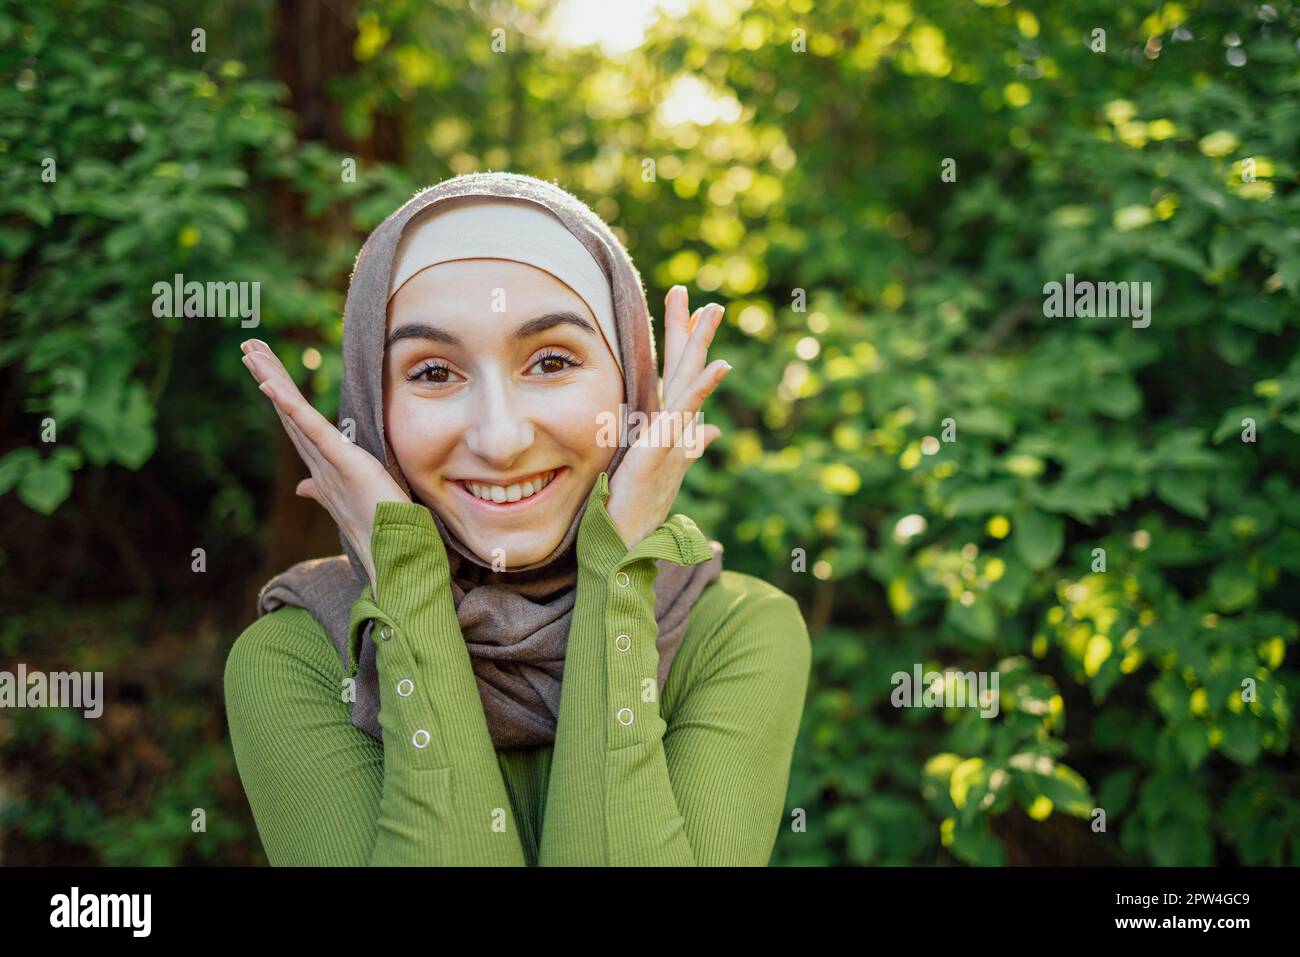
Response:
[383,258,624,569]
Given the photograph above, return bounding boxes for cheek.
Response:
[385,393,457,473]
[542,378,623,452]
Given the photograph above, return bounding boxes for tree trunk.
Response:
[259,0,403,588]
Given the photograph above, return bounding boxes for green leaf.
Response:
[103,223,141,260]
[1036,481,1121,520]
[1216,324,1255,366]
[0,448,39,494]
[17,459,73,514]
[1153,429,1217,469]
[113,382,157,469]
[947,483,1018,516]
[1213,405,1267,443]
[846,820,879,864]
[1146,238,1206,275]
[946,596,996,640]
[1155,472,1209,519]
[1210,230,1253,271]
[1209,562,1257,613]
[1012,509,1064,570]
[949,820,1006,866]
[1175,723,1210,769]
[1031,764,1094,816]
[1089,376,1142,419]
[950,408,1015,440]
[1149,671,1191,723]
[1218,714,1261,765]
[1148,819,1208,865]
[0,225,31,258]
[1226,299,1282,333]
[1097,768,1136,815]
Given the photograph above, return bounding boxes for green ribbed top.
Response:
[224,472,811,865]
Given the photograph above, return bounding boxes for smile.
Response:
[452,467,566,511]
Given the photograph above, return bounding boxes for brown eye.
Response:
[407,361,460,384]
[530,350,583,376]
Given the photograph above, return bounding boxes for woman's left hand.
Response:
[603,285,730,550]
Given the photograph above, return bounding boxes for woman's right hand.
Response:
[240,339,411,598]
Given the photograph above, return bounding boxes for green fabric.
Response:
[225,475,811,865]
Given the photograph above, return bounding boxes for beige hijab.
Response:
[255,172,724,749]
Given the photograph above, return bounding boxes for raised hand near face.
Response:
[603,285,730,549]
[240,339,410,598]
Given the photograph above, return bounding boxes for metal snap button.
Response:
[411,729,431,749]
[616,708,634,726]
[378,623,394,641]
[614,634,631,652]
[615,571,630,587]
[397,678,414,697]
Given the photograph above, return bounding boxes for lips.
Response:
[452,467,566,510]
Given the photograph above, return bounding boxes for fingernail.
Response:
[258,382,272,395]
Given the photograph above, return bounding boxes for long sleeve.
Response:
[224,500,527,866]
[537,471,812,866]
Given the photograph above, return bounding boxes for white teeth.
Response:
[464,470,555,503]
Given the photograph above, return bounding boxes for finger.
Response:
[295,469,342,529]
[258,384,336,503]
[243,349,317,466]
[246,339,293,380]
[665,361,728,452]
[671,356,731,417]
[254,366,346,468]
[240,350,265,385]
[273,395,329,475]
[661,286,693,389]
[239,339,283,384]
[697,424,723,447]
[681,423,722,461]
[243,342,298,393]
[664,303,724,406]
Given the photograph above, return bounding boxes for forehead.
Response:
[387,259,593,330]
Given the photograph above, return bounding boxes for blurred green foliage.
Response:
[1,0,1297,865]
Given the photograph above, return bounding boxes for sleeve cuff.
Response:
[576,471,716,579]
[344,500,446,675]
[346,585,380,678]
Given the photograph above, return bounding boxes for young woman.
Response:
[223,171,811,866]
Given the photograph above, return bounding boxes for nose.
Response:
[464,371,535,468]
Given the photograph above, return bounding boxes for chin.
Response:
[463,529,562,570]
[420,466,589,570]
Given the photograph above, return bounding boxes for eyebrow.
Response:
[385,311,598,350]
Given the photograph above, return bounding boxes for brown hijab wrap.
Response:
[254,172,724,749]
